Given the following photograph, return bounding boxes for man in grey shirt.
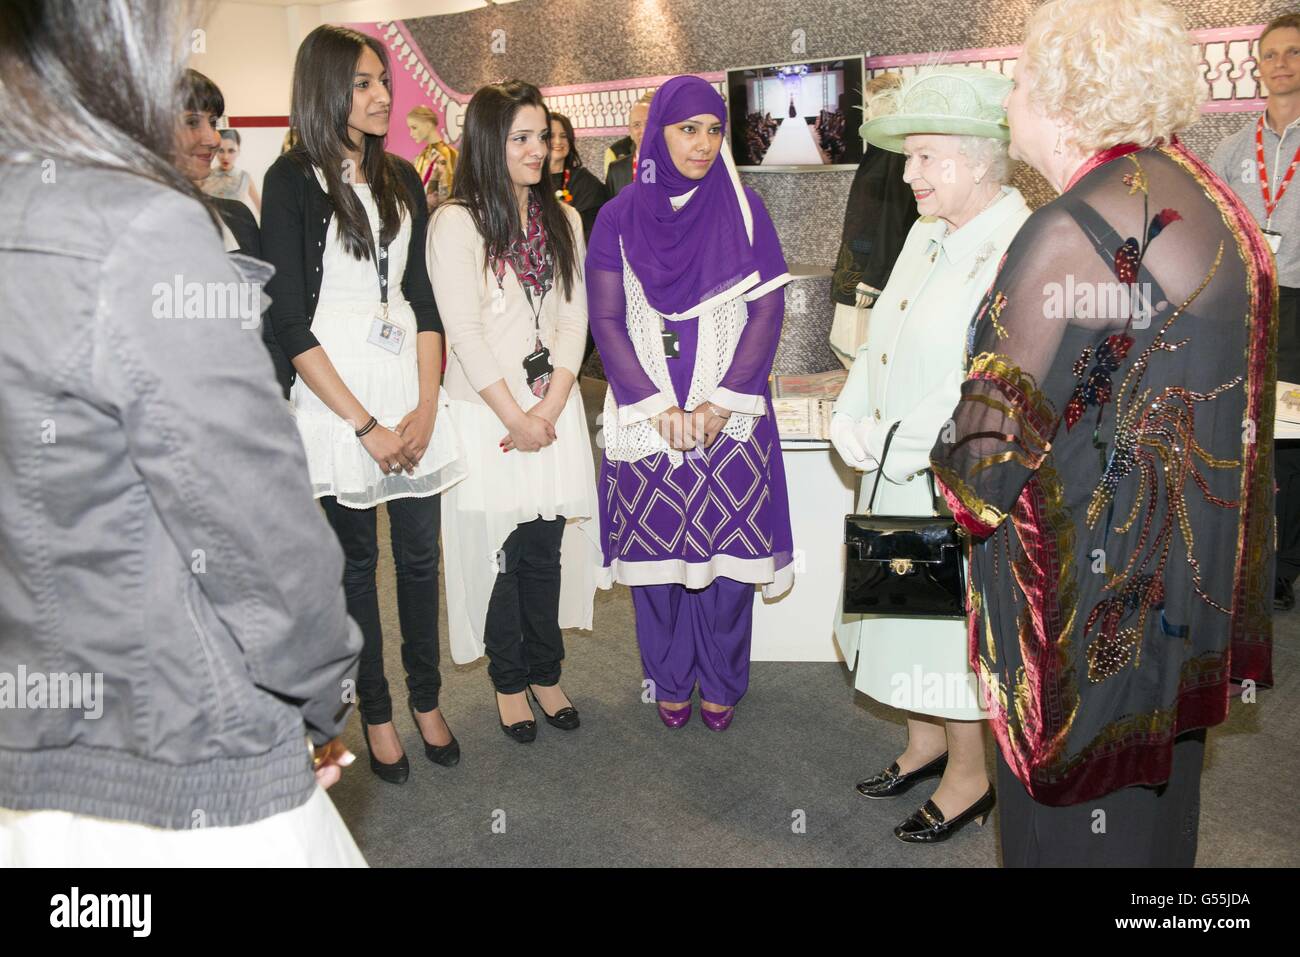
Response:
[1211,13,1300,610]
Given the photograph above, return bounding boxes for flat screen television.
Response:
[725,55,866,171]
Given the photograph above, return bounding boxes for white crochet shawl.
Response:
[602,246,762,468]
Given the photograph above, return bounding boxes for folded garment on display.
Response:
[770,369,848,439]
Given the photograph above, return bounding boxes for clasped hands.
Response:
[654,402,731,451]
[358,402,437,475]
[500,393,565,453]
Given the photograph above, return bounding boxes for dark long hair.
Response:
[549,112,583,171]
[0,0,211,209]
[448,81,579,299]
[289,24,413,261]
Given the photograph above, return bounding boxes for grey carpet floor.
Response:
[327,380,1299,867]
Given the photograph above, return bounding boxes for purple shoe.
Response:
[700,705,735,732]
[657,702,692,728]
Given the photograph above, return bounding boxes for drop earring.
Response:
[1054,130,1064,155]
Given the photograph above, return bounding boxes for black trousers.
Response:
[321,495,442,725]
[483,516,566,694]
[1277,287,1300,581]
[996,729,1206,867]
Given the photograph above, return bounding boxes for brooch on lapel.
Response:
[966,241,995,282]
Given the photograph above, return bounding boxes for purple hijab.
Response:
[620,75,760,317]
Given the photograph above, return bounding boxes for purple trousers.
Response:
[630,576,755,706]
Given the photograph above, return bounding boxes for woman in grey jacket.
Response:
[0,0,365,866]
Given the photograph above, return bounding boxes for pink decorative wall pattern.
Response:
[359,18,1273,165]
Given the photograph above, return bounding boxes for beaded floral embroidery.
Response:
[1064,158,1181,432]
[1082,240,1243,682]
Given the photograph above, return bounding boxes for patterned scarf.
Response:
[492,193,554,397]
[492,193,553,296]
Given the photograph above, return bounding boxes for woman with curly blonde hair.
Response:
[930,0,1276,866]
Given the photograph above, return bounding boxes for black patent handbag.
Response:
[842,421,967,618]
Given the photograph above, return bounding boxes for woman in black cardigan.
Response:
[547,112,605,241]
[262,24,465,785]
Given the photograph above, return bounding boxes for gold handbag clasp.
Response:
[889,557,914,575]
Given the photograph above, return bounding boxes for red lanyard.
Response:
[1256,115,1300,221]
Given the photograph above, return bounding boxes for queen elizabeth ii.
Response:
[830,66,1031,844]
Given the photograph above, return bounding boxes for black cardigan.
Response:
[261,149,442,396]
[211,197,296,391]
[549,165,606,242]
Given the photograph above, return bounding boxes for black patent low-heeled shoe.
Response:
[408,702,460,767]
[893,785,996,844]
[527,686,580,731]
[855,752,948,799]
[496,692,537,744]
[361,721,410,785]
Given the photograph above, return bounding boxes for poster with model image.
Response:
[726,55,866,170]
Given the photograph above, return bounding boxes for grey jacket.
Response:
[0,162,362,829]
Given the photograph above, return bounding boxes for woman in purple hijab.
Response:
[587,75,794,731]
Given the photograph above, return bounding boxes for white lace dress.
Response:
[291,182,465,508]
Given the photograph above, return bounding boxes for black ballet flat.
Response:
[408,702,460,767]
[496,694,537,744]
[893,786,996,844]
[855,752,948,799]
[527,686,580,731]
[361,721,410,785]
[500,719,537,743]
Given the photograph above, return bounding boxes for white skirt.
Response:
[0,786,366,867]
[441,387,601,665]
[291,300,466,509]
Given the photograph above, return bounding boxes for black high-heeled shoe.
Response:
[408,702,460,767]
[496,692,537,744]
[855,752,948,799]
[361,721,410,785]
[893,785,996,844]
[527,685,580,731]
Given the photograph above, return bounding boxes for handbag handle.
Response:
[863,420,944,518]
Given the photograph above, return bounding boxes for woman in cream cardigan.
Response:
[427,81,600,744]
[831,67,1030,843]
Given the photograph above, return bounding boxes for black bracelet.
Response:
[355,416,378,438]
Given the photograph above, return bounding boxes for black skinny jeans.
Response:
[321,495,442,725]
[484,516,567,694]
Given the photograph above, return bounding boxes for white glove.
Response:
[830,412,876,470]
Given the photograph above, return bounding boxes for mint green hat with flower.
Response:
[860,65,1012,153]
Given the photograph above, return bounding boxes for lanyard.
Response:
[495,247,552,339]
[522,284,547,338]
[1256,115,1300,225]
[374,241,390,319]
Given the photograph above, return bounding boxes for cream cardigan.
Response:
[426,202,588,407]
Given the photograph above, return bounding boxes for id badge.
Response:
[367,318,405,354]
[1264,229,1283,255]
[662,330,680,358]
[523,346,552,386]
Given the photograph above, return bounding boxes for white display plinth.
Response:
[751,439,857,662]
